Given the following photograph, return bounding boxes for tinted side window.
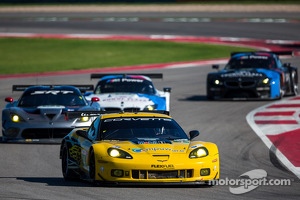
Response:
[87,117,100,140]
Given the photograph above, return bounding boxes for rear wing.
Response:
[230,51,294,57]
[65,110,170,119]
[12,84,94,93]
[90,73,163,79]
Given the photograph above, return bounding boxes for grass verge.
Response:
[0,37,255,74]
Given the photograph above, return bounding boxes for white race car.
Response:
[84,74,171,112]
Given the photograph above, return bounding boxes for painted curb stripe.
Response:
[247,96,300,179]
[254,111,295,116]
[267,129,300,166]
[267,104,300,108]
[255,120,298,124]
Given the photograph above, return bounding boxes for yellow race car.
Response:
[60,111,220,185]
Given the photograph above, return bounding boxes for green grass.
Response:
[0,38,255,74]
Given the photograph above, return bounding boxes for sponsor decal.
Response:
[173,139,189,143]
[190,144,203,149]
[132,148,143,153]
[104,118,172,122]
[151,164,174,169]
[221,71,263,78]
[144,147,184,153]
[80,112,99,117]
[240,55,268,60]
[31,90,74,95]
[102,97,149,102]
[136,140,171,144]
[110,78,144,83]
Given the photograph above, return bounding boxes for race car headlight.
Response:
[10,114,25,122]
[79,116,89,122]
[189,147,209,158]
[262,78,269,84]
[144,104,157,111]
[107,148,133,159]
[212,79,223,86]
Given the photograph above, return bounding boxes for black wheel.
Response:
[61,143,79,181]
[89,150,96,182]
[206,85,214,100]
[291,70,298,95]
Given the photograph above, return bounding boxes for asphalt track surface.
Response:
[0,7,300,200]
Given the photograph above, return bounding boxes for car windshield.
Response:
[225,56,275,70]
[18,92,87,107]
[94,79,155,95]
[99,117,189,141]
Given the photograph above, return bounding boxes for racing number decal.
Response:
[69,145,81,163]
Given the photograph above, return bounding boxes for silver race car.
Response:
[1,85,100,143]
[84,74,171,112]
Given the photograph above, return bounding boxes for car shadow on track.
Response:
[269,144,293,174]
[11,177,216,188]
[178,95,208,101]
[178,94,281,102]
[17,177,92,187]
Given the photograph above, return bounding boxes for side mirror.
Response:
[5,97,14,103]
[189,130,200,140]
[91,97,100,102]
[212,64,219,70]
[283,63,291,68]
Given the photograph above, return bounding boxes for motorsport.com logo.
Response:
[208,169,292,194]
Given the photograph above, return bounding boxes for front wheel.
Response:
[61,143,79,181]
[89,150,96,183]
[291,70,298,96]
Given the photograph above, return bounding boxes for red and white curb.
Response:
[247,96,300,179]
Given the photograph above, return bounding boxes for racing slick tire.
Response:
[61,143,80,181]
[291,70,298,96]
[89,149,97,184]
[206,84,214,100]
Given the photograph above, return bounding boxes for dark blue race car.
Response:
[206,51,298,100]
[2,85,100,143]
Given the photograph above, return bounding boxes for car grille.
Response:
[225,80,256,88]
[132,169,193,179]
[22,128,73,139]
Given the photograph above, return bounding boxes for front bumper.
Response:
[207,85,273,100]
[94,155,220,184]
[2,120,91,143]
